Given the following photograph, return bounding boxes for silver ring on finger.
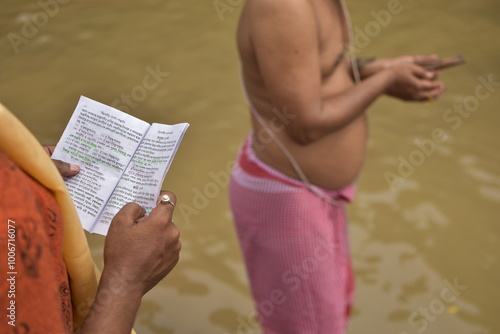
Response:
[158,194,175,208]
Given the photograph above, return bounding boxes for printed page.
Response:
[51,96,151,232]
[94,122,189,235]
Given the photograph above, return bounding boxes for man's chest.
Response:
[312,0,349,74]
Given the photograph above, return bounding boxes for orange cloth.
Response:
[0,102,136,333]
[0,152,72,333]
[0,102,99,331]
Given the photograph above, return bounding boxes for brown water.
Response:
[1,0,499,333]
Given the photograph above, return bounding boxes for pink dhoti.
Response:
[229,135,355,334]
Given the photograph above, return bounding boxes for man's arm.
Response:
[44,146,179,332]
[78,192,181,333]
[249,0,444,144]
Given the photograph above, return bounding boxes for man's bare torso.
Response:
[237,0,368,190]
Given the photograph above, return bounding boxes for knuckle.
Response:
[166,223,181,239]
[173,255,180,267]
[125,202,143,212]
[172,227,181,241]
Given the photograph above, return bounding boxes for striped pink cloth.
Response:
[229,134,355,334]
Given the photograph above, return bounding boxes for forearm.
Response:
[77,271,143,334]
[296,69,392,143]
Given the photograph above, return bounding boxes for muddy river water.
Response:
[0,0,499,333]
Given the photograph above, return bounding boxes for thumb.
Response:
[51,159,80,177]
[144,191,176,225]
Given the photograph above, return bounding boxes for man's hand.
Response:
[384,63,446,101]
[78,191,181,333]
[43,145,80,177]
[357,54,453,101]
[102,191,181,296]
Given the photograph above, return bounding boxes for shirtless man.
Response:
[229,0,449,333]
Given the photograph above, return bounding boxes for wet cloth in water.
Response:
[229,134,355,334]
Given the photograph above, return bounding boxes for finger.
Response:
[414,54,439,67]
[143,191,177,225]
[52,159,80,176]
[112,202,146,226]
[412,65,437,80]
[418,79,444,91]
[430,70,441,80]
[43,145,56,156]
[415,54,439,62]
[415,82,446,101]
[421,85,446,101]
[420,70,440,81]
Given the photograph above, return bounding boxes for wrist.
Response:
[100,267,144,301]
[363,67,395,95]
[78,268,143,333]
[378,68,396,94]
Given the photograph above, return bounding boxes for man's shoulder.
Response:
[246,0,314,20]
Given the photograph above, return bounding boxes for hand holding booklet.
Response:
[51,96,189,236]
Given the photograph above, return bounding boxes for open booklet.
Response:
[51,96,189,236]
